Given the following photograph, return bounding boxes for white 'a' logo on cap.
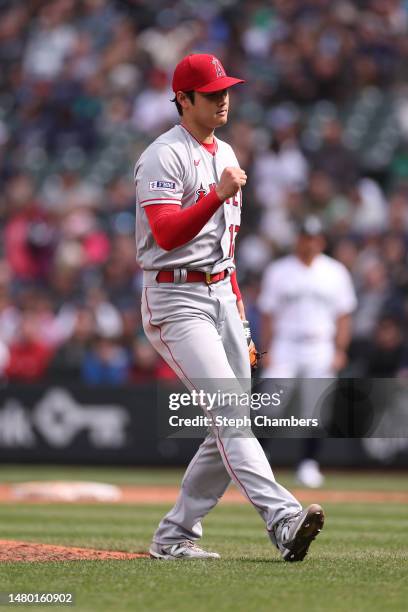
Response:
[212,57,225,78]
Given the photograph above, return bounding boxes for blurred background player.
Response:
[258,216,357,487]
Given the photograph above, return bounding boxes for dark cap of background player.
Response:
[297,216,324,237]
[172,54,244,93]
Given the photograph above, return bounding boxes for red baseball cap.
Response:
[172,53,244,93]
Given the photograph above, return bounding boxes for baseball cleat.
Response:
[275,503,325,562]
[149,540,220,560]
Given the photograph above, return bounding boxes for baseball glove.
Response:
[242,320,264,372]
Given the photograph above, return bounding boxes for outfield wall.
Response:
[0,384,406,467]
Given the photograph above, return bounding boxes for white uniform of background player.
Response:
[258,216,357,487]
[134,54,324,561]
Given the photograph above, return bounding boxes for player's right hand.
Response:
[216,166,247,201]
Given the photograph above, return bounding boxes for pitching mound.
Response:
[0,540,148,563]
[12,481,122,503]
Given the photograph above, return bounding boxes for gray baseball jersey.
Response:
[135,124,241,273]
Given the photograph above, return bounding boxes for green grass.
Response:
[0,468,407,611]
[1,464,408,491]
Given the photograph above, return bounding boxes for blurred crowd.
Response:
[0,0,408,383]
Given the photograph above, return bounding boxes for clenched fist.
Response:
[216,166,247,201]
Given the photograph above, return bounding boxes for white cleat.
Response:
[296,459,325,488]
[149,540,220,560]
[275,503,325,562]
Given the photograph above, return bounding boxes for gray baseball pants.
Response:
[142,271,301,546]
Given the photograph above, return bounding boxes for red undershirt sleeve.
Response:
[230,269,242,302]
[144,189,223,251]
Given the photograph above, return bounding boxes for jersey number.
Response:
[228,224,240,257]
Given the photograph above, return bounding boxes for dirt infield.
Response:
[0,484,407,504]
[0,540,148,562]
[118,486,408,504]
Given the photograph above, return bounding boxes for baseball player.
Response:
[134,53,324,561]
[258,216,357,487]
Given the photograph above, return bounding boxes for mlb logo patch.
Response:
[149,180,176,191]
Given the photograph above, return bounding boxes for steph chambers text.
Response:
[169,416,319,428]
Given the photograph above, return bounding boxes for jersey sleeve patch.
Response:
[135,144,184,208]
[149,181,176,191]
